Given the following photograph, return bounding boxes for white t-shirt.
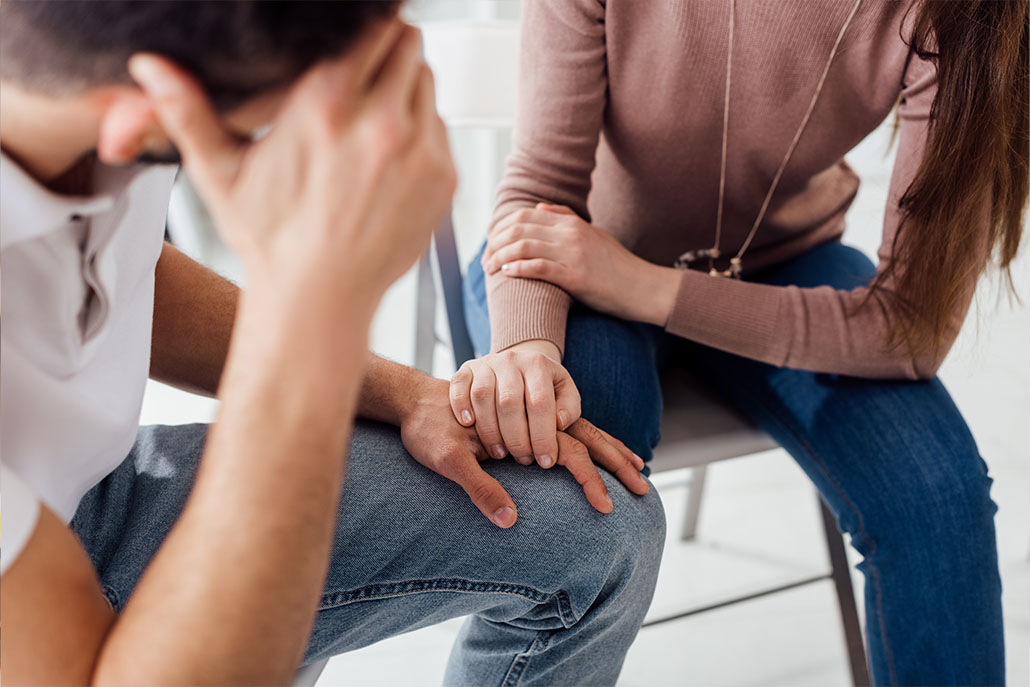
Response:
[0,153,176,575]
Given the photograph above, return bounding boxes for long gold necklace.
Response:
[675,0,864,278]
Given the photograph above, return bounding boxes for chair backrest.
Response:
[418,20,521,370]
[422,21,520,128]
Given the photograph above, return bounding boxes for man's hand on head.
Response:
[129,20,456,318]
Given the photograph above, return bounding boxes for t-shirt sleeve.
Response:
[1,463,42,576]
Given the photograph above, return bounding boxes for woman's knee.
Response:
[562,308,664,458]
[846,444,997,564]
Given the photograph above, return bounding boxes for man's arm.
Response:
[2,22,456,685]
[150,241,237,396]
[151,241,438,421]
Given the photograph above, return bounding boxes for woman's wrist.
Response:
[636,262,681,327]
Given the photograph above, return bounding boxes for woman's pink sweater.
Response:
[485,0,984,379]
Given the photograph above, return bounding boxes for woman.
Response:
[449,0,1028,684]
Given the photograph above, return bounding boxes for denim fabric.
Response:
[465,240,1004,686]
[72,421,666,686]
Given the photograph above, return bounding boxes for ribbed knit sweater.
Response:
[485,0,980,379]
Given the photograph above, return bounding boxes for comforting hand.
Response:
[131,21,456,306]
[482,204,680,326]
[411,377,649,525]
[449,340,579,468]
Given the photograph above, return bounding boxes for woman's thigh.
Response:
[680,242,1002,682]
[682,241,997,543]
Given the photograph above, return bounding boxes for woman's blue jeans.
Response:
[465,240,1004,686]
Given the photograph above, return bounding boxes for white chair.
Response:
[416,19,870,686]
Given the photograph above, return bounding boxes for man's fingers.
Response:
[351,16,408,91]
[552,371,582,432]
[595,424,646,471]
[522,363,559,469]
[368,24,424,113]
[449,364,475,427]
[566,420,650,496]
[447,459,518,528]
[127,54,242,190]
[557,434,613,514]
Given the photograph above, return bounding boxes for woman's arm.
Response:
[486,0,609,356]
[486,52,985,380]
[663,53,980,380]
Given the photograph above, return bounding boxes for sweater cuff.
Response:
[487,277,572,355]
[665,269,791,366]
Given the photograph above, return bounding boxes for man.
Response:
[0,2,665,684]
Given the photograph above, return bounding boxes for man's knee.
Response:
[507,468,666,619]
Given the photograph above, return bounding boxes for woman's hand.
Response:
[447,343,650,500]
[449,340,578,468]
[403,376,650,525]
[482,204,680,326]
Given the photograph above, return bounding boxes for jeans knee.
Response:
[856,451,997,566]
[562,309,664,458]
[574,475,666,587]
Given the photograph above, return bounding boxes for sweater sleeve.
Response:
[485,0,608,354]
[665,50,982,380]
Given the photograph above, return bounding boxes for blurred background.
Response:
[145,1,1029,685]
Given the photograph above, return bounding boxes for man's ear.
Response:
[94,86,163,165]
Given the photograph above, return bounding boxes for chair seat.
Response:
[650,368,779,474]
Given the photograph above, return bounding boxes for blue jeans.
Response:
[72,421,666,685]
[465,240,1004,686]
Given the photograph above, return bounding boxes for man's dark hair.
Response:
[0,0,401,111]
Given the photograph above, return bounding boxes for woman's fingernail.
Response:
[492,444,507,459]
[538,454,554,468]
[515,455,533,466]
[460,410,472,425]
[633,452,644,466]
[493,506,516,527]
[558,410,570,429]
[605,494,614,511]
[501,263,512,272]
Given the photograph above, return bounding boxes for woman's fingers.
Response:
[535,202,577,216]
[493,364,534,464]
[485,222,557,261]
[483,239,563,274]
[557,433,613,514]
[498,259,563,283]
[467,365,506,459]
[449,364,476,427]
[566,419,650,495]
[522,361,559,468]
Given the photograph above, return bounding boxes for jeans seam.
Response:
[318,578,577,628]
[500,631,551,687]
[732,383,898,687]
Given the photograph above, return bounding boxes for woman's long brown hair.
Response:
[872,0,1029,359]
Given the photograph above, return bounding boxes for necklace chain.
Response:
[675,0,864,278]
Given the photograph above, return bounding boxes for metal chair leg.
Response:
[819,496,871,687]
[681,464,708,541]
[413,250,437,374]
